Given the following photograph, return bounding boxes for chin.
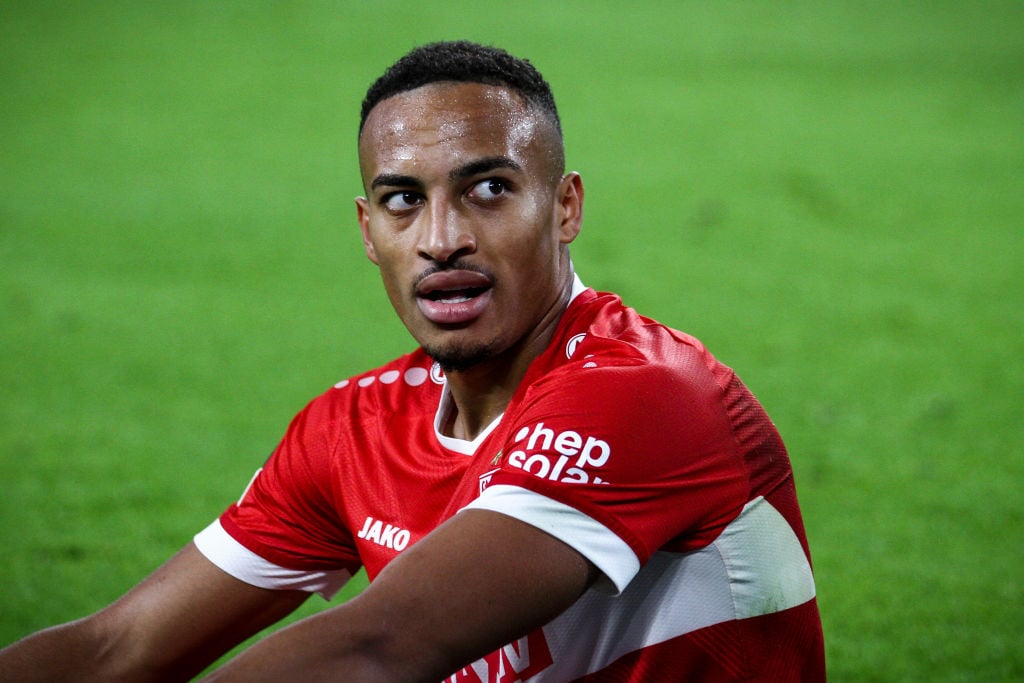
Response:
[423,342,498,373]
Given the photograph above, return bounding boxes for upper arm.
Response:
[203,509,597,682]
[357,508,599,676]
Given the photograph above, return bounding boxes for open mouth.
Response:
[415,270,494,324]
[422,286,489,304]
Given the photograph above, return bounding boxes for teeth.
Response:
[426,287,485,304]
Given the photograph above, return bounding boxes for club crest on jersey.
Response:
[430,362,446,385]
[506,421,611,485]
[479,467,501,494]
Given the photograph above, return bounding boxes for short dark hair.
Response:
[359,41,562,137]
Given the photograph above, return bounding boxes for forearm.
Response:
[0,617,126,682]
[0,544,309,682]
[1,603,268,683]
[202,601,447,683]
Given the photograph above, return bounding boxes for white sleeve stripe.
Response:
[193,519,351,601]
[462,485,640,594]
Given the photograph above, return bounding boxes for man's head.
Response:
[355,42,582,374]
[359,40,562,149]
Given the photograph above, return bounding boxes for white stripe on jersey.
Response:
[194,519,352,600]
[472,493,816,680]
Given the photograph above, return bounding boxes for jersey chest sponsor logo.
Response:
[506,421,611,485]
[356,516,411,551]
[444,630,553,683]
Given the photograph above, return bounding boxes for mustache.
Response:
[411,259,496,291]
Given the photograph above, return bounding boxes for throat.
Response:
[436,367,519,442]
[437,389,504,443]
[444,403,498,442]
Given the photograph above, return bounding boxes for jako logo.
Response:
[507,422,611,485]
[356,516,411,551]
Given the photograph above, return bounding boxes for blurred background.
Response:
[1,2,1021,679]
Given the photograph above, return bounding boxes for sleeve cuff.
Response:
[462,484,640,594]
[193,519,352,600]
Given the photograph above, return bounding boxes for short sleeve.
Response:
[194,519,352,600]
[214,392,363,577]
[477,351,749,584]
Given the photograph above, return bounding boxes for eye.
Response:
[468,178,508,201]
[382,191,423,213]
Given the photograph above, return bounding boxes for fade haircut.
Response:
[359,41,562,139]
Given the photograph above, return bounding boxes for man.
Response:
[0,41,825,681]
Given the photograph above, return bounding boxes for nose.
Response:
[415,201,476,264]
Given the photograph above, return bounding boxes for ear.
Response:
[556,172,584,245]
[355,196,379,265]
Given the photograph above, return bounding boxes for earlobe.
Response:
[557,172,584,244]
[355,197,380,265]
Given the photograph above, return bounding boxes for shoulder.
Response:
[503,292,741,464]
[298,349,445,429]
[537,289,733,404]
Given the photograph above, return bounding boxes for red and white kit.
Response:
[196,278,826,681]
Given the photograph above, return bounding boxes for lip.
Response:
[415,270,494,325]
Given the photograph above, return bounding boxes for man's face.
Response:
[356,82,582,372]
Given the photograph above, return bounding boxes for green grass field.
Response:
[2,2,1021,679]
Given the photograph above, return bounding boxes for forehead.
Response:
[358,82,550,182]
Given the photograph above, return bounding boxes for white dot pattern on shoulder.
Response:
[334,366,434,390]
[404,367,428,386]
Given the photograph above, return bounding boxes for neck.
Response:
[442,272,576,441]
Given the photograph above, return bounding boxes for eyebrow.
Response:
[369,156,522,192]
[370,173,423,191]
[448,156,522,182]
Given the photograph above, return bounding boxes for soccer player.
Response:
[0,41,825,681]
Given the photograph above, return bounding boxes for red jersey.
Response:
[195,282,825,681]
